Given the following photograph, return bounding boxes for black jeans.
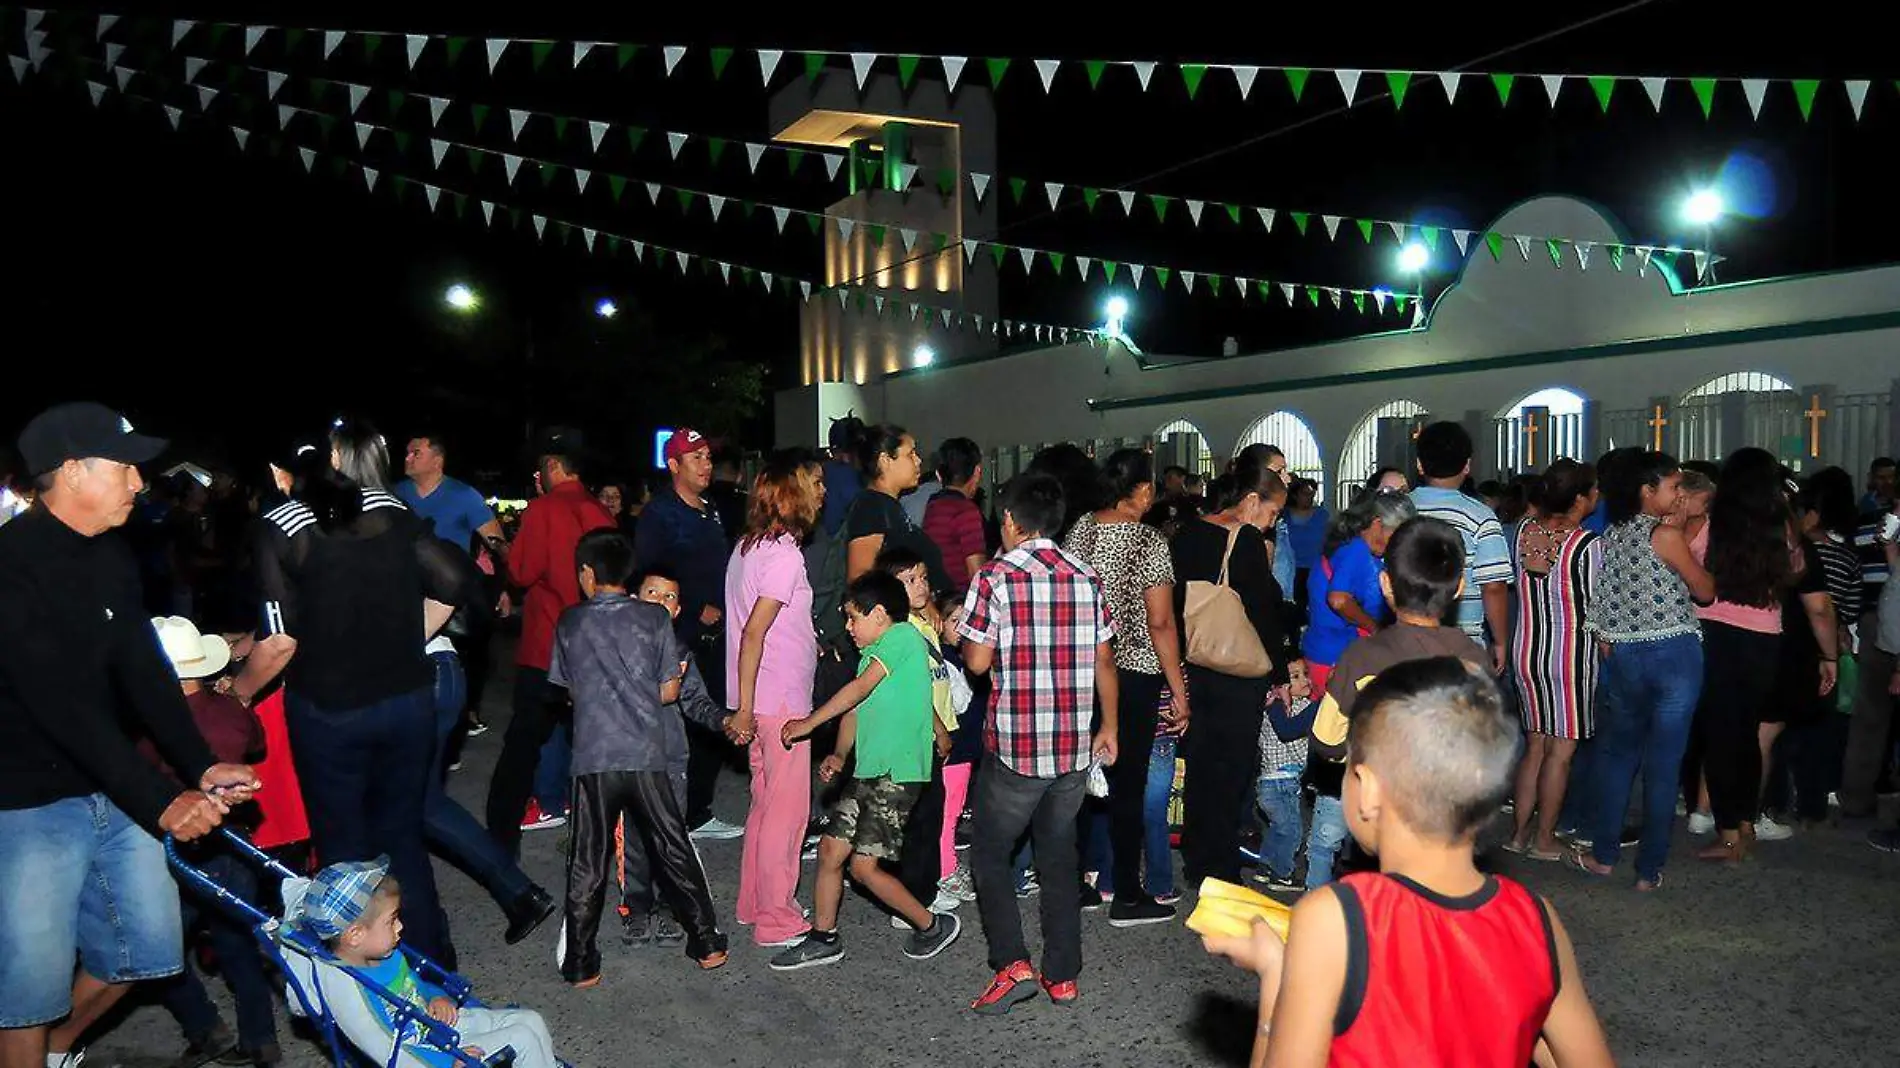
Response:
[159,852,278,1052]
[1106,669,1164,903]
[563,770,726,980]
[486,667,560,860]
[1181,667,1267,886]
[285,685,447,962]
[684,630,729,828]
[970,756,1086,982]
[1692,623,1780,830]
[894,757,948,904]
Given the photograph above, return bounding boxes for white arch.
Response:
[1154,418,1216,478]
[1235,411,1327,503]
[1337,399,1428,507]
[1679,371,1796,402]
[1494,386,1590,474]
[1495,386,1587,419]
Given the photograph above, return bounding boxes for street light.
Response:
[1103,295,1130,338]
[1681,188,1725,284]
[912,344,935,368]
[1395,244,1429,327]
[444,283,478,311]
[594,298,618,319]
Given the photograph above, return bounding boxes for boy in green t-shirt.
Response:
[777,572,961,970]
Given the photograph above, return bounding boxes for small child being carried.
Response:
[1252,659,1316,893]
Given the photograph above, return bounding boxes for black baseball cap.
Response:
[18,402,168,475]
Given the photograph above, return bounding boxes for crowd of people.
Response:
[3,394,1897,1068]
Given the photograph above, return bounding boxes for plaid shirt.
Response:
[958,537,1115,778]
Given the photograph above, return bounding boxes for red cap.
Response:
[664,428,709,464]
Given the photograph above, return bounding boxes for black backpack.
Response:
[803,523,852,651]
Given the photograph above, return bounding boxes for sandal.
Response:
[697,951,729,970]
[1501,840,1529,856]
[1635,873,1664,892]
[1565,851,1612,879]
[1525,847,1566,863]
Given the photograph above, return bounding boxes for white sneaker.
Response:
[930,890,963,912]
[938,866,977,902]
[1754,815,1795,842]
[690,817,745,841]
[1687,811,1715,836]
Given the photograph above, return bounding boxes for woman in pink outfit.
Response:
[725,457,821,947]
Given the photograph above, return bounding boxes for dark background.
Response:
[2,1,1893,488]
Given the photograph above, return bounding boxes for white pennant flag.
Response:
[1845,79,1870,120]
[1412,298,1425,327]
[298,147,316,172]
[1182,271,1196,294]
[275,103,293,128]
[943,309,955,328]
[184,57,207,83]
[1334,68,1362,103]
[104,43,124,68]
[745,142,765,172]
[873,295,885,315]
[1693,250,1709,280]
[962,239,978,264]
[424,94,447,124]
[1640,77,1666,112]
[361,166,378,192]
[757,49,783,84]
[509,109,530,139]
[940,56,967,93]
[1017,246,1036,273]
[1131,61,1156,91]
[799,280,811,301]
[1118,190,1136,216]
[430,139,449,167]
[21,9,41,36]
[823,153,843,180]
[354,122,372,149]
[970,173,991,202]
[1321,214,1341,240]
[533,215,547,240]
[1372,290,1388,312]
[266,70,286,100]
[574,168,592,193]
[1186,200,1205,226]
[1280,282,1295,305]
[909,303,919,321]
[630,239,645,259]
[1077,256,1092,280]
[1236,276,1250,297]
[97,13,118,39]
[1449,229,1470,255]
[583,228,597,252]
[1514,235,1533,261]
[707,195,726,221]
[667,132,687,159]
[771,206,789,234]
[762,271,774,292]
[111,67,136,92]
[572,41,596,68]
[485,38,510,72]
[1034,59,1060,92]
[481,201,495,226]
[1740,78,1768,119]
[86,80,106,106]
[896,162,918,189]
[837,218,856,243]
[346,83,368,114]
[1130,264,1146,290]
[900,228,918,253]
[170,20,195,48]
[645,182,661,205]
[1439,71,1462,104]
[663,46,687,75]
[232,127,250,151]
[1575,241,1593,270]
[323,31,345,60]
[1326,287,1342,309]
[1634,246,1653,276]
[424,184,440,211]
[502,154,522,183]
[1045,182,1063,209]
[975,314,985,332]
[836,290,849,310]
[850,52,877,89]
[1540,74,1564,106]
[1231,65,1259,99]
[243,25,265,56]
[1386,220,1406,243]
[406,35,428,69]
[163,104,182,130]
[1256,207,1275,231]
[589,121,610,152]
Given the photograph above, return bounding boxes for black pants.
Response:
[969,756,1086,982]
[1181,667,1267,886]
[562,771,726,981]
[1106,669,1164,904]
[1692,622,1780,830]
[894,757,948,904]
[684,630,728,828]
[485,667,559,859]
[621,772,686,913]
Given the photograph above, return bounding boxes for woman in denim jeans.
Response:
[1574,450,1715,891]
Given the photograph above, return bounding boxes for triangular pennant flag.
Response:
[1791,79,1820,121]
[1284,67,1310,101]
[986,57,1010,88]
[836,289,849,310]
[502,154,522,183]
[1103,261,1119,283]
[1256,207,1275,231]
[667,131,688,159]
[1693,250,1709,281]
[484,38,509,72]
[707,194,727,220]
[1290,211,1309,235]
[1439,71,1462,104]
[745,142,766,172]
[397,34,427,69]
[1034,59,1060,92]
[104,43,124,68]
[1081,60,1108,89]
[1740,79,1768,120]
[1514,235,1533,261]
[762,271,774,292]
[1180,63,1209,100]
[896,54,922,89]
[663,46,686,75]
[1588,75,1615,113]
[1280,282,1295,305]
[478,200,494,226]
[614,43,638,70]
[1231,65,1259,99]
[298,147,316,171]
[184,56,208,83]
[1321,214,1341,240]
[799,280,812,301]
[1048,251,1067,275]
[232,126,253,152]
[421,183,440,211]
[1118,190,1136,216]
[1077,256,1092,280]
[429,138,448,167]
[1357,218,1375,243]
[1372,290,1388,312]
[1224,203,1242,226]
[1306,286,1320,307]
[509,109,530,139]
[1334,69,1362,103]
[1326,287,1341,309]
[275,102,293,128]
[645,182,661,204]
[709,47,734,80]
[346,83,368,114]
[942,309,954,328]
[962,239,978,264]
[1131,61,1157,91]
[873,295,885,315]
[1545,238,1563,267]
[1181,271,1196,294]
[970,173,991,202]
[823,153,843,180]
[1485,231,1504,261]
[1491,73,1515,106]
[164,105,182,130]
[899,227,918,253]
[706,137,729,165]
[1352,291,1365,313]
[1575,241,1593,270]
[578,120,608,153]
[1130,264,1145,289]
[1689,77,1717,118]
[97,13,119,39]
[1186,199,1205,226]
[532,215,547,240]
[241,25,265,56]
[1845,80,1869,120]
[362,167,379,192]
[1149,195,1170,223]
[1640,77,1666,112]
[582,228,597,252]
[1540,74,1564,107]
[1452,229,1472,256]
[1386,70,1411,108]
[171,20,195,48]
[570,41,596,68]
[1608,244,1626,271]
[1017,246,1036,274]
[837,218,856,243]
[1386,220,1406,243]
[86,80,106,107]
[266,70,287,100]
[354,121,372,149]
[850,52,877,90]
[574,168,592,193]
[896,162,918,189]
[628,238,644,259]
[757,49,783,84]
[940,55,966,93]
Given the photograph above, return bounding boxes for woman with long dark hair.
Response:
[1757,472,1848,833]
[842,424,947,591]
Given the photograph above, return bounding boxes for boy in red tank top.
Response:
[1204,656,1615,1068]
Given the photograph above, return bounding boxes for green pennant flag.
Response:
[1305,286,1320,307]
[1608,244,1625,270]
[1290,211,1309,235]
[1103,261,1119,283]
[1154,267,1172,289]
[707,136,728,165]
[853,290,867,311]
[363,33,384,62]
[866,224,886,247]
[741,200,757,219]
[530,41,555,70]
[786,148,804,174]
[897,54,920,89]
[329,158,346,179]
[1008,177,1027,205]
[470,103,490,132]
[1790,79,1819,121]
[1150,195,1170,223]
[1491,73,1515,106]
[1225,203,1241,225]
[1285,67,1310,101]
[1257,280,1273,300]
[1083,188,1101,212]
[608,174,626,201]
[444,37,468,65]
[392,130,411,154]
[389,175,408,199]
[285,28,307,52]
[309,78,332,102]
[1546,238,1563,267]
[552,116,569,143]
[1048,251,1066,275]
[616,43,638,70]
[803,52,825,81]
[1353,291,1366,313]
[206,23,229,50]
[986,57,1009,88]
[314,113,337,140]
[805,214,821,236]
[936,168,956,196]
[1084,60,1107,89]
[710,46,734,79]
[675,189,695,212]
[1356,218,1374,243]
[387,89,406,114]
[540,163,561,187]
[990,244,1007,270]
[453,193,467,219]
[627,126,646,153]
[1207,274,1223,296]
[464,147,484,173]
[1689,77,1717,118]
[1180,63,1209,100]
[1485,231,1504,261]
[508,207,523,228]
[1420,225,1440,251]
[1385,70,1411,108]
[1588,76,1615,113]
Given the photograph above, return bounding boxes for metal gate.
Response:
[1492,411,1586,477]
[1831,391,1894,482]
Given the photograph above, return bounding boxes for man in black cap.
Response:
[0,402,259,1068]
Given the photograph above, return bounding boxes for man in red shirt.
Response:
[923,437,988,598]
[485,432,614,858]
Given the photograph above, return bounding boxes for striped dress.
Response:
[1510,524,1603,738]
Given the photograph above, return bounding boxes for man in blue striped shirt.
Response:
[1408,423,1513,674]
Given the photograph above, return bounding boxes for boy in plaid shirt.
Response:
[957,473,1118,1016]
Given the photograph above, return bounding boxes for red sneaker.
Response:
[970,960,1039,1016]
[1040,974,1080,1007]
[520,800,567,832]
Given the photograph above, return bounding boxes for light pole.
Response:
[1682,188,1724,285]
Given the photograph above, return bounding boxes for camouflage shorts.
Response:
[826,775,923,861]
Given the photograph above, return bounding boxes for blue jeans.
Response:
[1305,795,1348,889]
[1142,733,1177,896]
[1591,634,1704,882]
[535,723,572,816]
[159,852,277,1051]
[0,795,181,1027]
[1255,774,1304,881]
[428,653,534,909]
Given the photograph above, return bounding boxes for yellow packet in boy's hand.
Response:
[1186,878,1292,940]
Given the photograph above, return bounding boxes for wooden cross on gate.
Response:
[1805,394,1827,459]
[1523,411,1542,467]
[1648,405,1668,452]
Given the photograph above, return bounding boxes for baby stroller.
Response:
[167,829,535,1068]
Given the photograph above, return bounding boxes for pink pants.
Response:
[938,761,974,875]
[736,714,811,946]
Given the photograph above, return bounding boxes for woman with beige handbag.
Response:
[1169,453,1291,885]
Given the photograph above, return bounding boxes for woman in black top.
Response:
[843,424,948,592]
[1170,452,1289,885]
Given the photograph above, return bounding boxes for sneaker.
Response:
[970,960,1039,1015]
[1687,811,1715,836]
[1868,828,1900,853]
[174,1023,236,1068]
[447,760,463,773]
[768,930,844,971]
[1016,872,1040,898]
[216,1044,281,1067]
[690,817,745,841]
[520,801,566,832]
[620,911,654,947]
[465,719,489,737]
[1108,897,1176,928]
[1040,973,1080,1007]
[938,866,977,902]
[1152,890,1183,906]
[1754,815,1795,842]
[903,911,962,960]
[1249,870,1300,894]
[1620,825,1642,848]
[652,911,686,947]
[930,890,963,913]
[1078,884,1104,911]
[1674,798,1688,817]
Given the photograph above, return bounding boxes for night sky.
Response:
[2,2,1893,487]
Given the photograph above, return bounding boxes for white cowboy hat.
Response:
[150,616,232,680]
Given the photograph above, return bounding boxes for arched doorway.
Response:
[1494,387,1588,476]
[1337,400,1428,507]
[1675,372,1801,468]
[1236,411,1327,503]
[1154,418,1216,479]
